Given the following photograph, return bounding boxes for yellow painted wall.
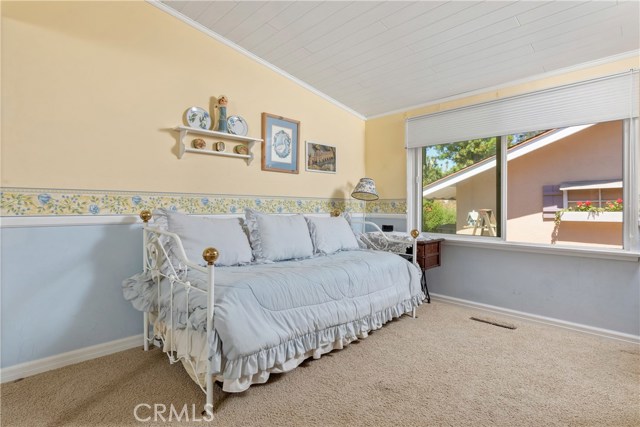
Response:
[1,1,365,199]
[365,56,640,199]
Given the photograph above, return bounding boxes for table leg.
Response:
[421,270,431,304]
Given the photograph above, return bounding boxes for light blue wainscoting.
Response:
[426,243,640,337]
[1,224,143,368]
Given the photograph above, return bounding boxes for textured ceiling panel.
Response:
[160,1,640,117]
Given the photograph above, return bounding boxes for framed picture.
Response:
[261,113,300,174]
[305,141,336,173]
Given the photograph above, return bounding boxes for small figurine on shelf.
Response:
[192,138,206,149]
[234,145,248,155]
[217,95,228,133]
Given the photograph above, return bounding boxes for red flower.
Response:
[577,202,583,207]
[585,201,592,206]
[617,198,623,204]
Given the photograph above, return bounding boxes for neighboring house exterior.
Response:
[423,121,623,248]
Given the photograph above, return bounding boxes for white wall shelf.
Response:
[173,126,262,165]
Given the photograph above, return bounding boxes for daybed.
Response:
[122,208,423,411]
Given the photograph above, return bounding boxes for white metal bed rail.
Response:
[139,210,217,415]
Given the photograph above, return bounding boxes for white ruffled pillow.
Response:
[305,216,360,255]
[245,209,314,262]
[157,209,253,266]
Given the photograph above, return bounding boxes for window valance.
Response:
[406,71,639,148]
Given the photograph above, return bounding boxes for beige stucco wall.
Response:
[1,1,365,199]
[454,121,623,246]
[365,56,639,199]
[455,170,497,232]
[507,121,623,247]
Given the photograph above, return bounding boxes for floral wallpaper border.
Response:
[367,199,407,215]
[0,188,407,217]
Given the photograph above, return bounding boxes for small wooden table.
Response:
[414,238,444,303]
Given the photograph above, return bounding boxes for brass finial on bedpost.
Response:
[330,209,341,217]
[410,229,420,239]
[140,210,152,223]
[202,247,219,266]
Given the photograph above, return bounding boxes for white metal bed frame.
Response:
[137,210,422,413]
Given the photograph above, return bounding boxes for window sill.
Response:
[424,234,639,262]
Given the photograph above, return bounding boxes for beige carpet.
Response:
[1,301,639,427]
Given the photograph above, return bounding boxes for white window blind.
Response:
[406,71,639,148]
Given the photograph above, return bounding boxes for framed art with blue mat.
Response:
[261,113,300,174]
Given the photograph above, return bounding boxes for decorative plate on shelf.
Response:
[227,116,248,136]
[184,107,211,130]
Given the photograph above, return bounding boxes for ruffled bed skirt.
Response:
[154,294,423,393]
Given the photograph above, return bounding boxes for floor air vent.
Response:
[470,316,517,330]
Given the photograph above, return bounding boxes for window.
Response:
[561,180,623,211]
[422,131,547,237]
[422,138,499,237]
[506,121,623,249]
[406,72,639,252]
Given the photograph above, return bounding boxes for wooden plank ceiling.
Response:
[161,1,640,117]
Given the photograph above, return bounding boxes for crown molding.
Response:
[146,0,366,121]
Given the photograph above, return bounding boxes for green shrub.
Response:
[423,200,456,232]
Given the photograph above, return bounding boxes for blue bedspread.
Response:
[123,250,423,382]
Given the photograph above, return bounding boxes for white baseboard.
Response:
[431,294,640,344]
[0,334,143,383]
